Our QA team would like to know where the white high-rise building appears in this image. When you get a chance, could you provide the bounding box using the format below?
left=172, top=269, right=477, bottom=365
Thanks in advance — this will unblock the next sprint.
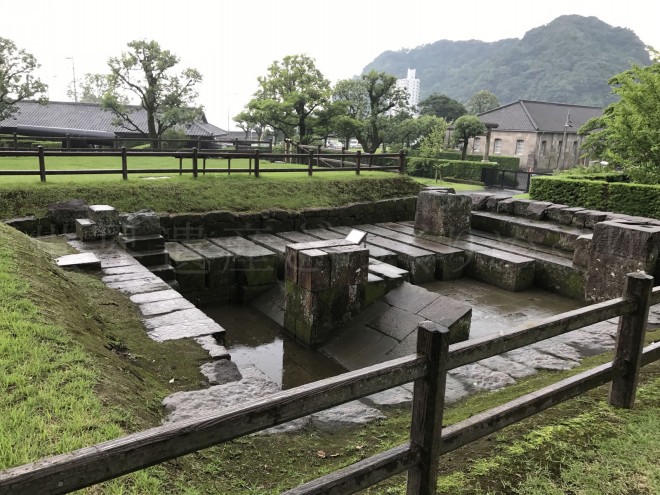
left=396, top=68, right=421, bottom=114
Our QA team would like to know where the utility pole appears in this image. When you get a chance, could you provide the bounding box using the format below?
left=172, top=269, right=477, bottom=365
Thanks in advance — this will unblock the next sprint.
left=66, top=57, right=77, bottom=102
left=556, top=110, right=572, bottom=169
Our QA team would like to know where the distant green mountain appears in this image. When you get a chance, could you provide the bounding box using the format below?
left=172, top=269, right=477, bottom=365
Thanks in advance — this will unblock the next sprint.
left=362, top=15, right=652, bottom=107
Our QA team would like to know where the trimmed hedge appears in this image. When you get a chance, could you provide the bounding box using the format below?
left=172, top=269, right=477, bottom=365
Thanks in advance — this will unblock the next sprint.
left=432, top=151, right=520, bottom=170
left=530, top=176, right=660, bottom=218
left=407, top=158, right=500, bottom=182
left=561, top=172, right=628, bottom=182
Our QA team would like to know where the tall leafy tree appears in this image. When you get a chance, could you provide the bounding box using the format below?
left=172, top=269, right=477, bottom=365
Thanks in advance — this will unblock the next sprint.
left=101, top=40, right=203, bottom=148
left=452, top=115, right=486, bottom=159
left=68, top=73, right=127, bottom=104
left=333, top=70, right=407, bottom=153
left=579, top=55, right=660, bottom=183
left=465, top=90, right=500, bottom=115
left=247, top=54, right=331, bottom=144
left=234, top=109, right=266, bottom=141
left=331, top=78, right=368, bottom=148
left=418, top=94, right=466, bottom=121
left=0, top=37, right=47, bottom=120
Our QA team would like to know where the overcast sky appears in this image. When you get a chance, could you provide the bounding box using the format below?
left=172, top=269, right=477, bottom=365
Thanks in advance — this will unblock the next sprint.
left=3, top=0, right=659, bottom=130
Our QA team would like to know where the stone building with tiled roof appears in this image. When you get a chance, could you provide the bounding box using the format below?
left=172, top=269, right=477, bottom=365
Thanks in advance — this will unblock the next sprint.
left=0, top=100, right=226, bottom=146
left=470, top=100, right=602, bottom=171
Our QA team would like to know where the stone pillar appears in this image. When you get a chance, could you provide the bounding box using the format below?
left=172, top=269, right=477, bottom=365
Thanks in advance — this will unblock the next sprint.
left=284, top=240, right=369, bottom=349
left=585, top=221, right=660, bottom=302
left=482, top=123, right=498, bottom=162
left=414, top=190, right=472, bottom=238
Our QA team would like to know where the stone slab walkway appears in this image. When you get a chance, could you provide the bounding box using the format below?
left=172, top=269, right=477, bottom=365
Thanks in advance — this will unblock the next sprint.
left=65, top=238, right=228, bottom=358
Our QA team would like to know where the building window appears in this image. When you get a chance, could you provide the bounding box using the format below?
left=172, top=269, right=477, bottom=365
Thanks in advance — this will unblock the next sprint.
left=473, top=137, right=481, bottom=152
left=540, top=141, right=547, bottom=156
left=558, top=140, right=563, bottom=155
left=573, top=140, right=579, bottom=157
left=493, top=138, right=502, bottom=154
left=515, top=140, right=524, bottom=155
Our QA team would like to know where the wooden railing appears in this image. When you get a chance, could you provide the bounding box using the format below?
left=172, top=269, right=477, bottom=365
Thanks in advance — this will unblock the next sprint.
left=1, top=273, right=659, bottom=495
left=0, top=146, right=403, bottom=182
left=0, top=133, right=272, bottom=152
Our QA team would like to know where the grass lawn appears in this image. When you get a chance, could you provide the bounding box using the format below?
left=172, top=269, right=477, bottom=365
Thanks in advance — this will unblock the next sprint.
left=408, top=176, right=484, bottom=191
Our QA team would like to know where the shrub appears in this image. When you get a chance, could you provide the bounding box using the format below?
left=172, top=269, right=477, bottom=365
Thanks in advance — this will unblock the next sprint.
left=407, top=157, right=499, bottom=182
left=430, top=151, right=519, bottom=170
left=529, top=176, right=660, bottom=218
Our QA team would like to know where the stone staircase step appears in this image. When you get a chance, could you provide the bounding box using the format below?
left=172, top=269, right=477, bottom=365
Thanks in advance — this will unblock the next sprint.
left=183, top=239, right=235, bottom=290
left=55, top=252, right=101, bottom=270
left=210, top=237, right=277, bottom=298
left=131, top=248, right=170, bottom=267
left=383, top=222, right=535, bottom=292
left=302, top=228, right=399, bottom=265
left=149, top=263, right=176, bottom=282
left=248, top=233, right=291, bottom=279
left=359, top=223, right=466, bottom=281
left=165, top=242, right=206, bottom=292
left=118, top=233, right=165, bottom=252
left=328, top=226, right=436, bottom=284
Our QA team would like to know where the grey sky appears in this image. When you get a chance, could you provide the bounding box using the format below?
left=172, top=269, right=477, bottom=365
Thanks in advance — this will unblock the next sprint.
left=3, top=0, right=658, bottom=130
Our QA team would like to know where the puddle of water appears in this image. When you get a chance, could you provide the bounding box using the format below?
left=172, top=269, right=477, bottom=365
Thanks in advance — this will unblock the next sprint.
left=204, top=305, right=346, bottom=389
left=421, top=278, right=584, bottom=340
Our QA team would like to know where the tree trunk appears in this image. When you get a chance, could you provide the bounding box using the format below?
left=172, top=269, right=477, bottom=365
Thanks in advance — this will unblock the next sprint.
left=461, top=141, right=469, bottom=160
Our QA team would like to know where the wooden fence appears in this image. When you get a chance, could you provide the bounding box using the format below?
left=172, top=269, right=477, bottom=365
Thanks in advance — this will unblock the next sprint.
left=0, top=133, right=273, bottom=152
left=0, top=146, right=404, bottom=182
left=1, top=273, right=659, bottom=495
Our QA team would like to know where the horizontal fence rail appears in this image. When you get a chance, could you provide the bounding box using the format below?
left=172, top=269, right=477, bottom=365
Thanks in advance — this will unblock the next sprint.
left=0, top=146, right=404, bottom=181
left=1, top=280, right=659, bottom=495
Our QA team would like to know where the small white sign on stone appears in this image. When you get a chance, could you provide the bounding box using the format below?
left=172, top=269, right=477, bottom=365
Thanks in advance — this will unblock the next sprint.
left=345, top=229, right=367, bottom=246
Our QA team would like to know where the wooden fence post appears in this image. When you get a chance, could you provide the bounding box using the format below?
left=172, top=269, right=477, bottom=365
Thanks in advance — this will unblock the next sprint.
left=179, top=157, right=183, bottom=176
left=308, top=149, right=314, bottom=176
left=121, top=147, right=127, bottom=180
left=399, top=150, right=406, bottom=175
left=356, top=150, right=361, bottom=175
left=406, top=321, right=450, bottom=495
left=66, top=134, right=71, bottom=151
left=608, top=272, right=654, bottom=409
left=317, top=145, right=321, bottom=169
left=13, top=132, right=18, bottom=150
left=254, top=149, right=260, bottom=178
left=341, top=146, right=346, bottom=168
left=192, top=148, right=198, bottom=179
left=38, top=146, right=46, bottom=182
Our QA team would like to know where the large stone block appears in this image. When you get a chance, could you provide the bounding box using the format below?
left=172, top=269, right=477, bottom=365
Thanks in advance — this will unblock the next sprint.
left=211, top=236, right=277, bottom=287
left=47, top=198, right=88, bottom=233
left=165, top=242, right=206, bottom=292
left=464, top=249, right=535, bottom=292
left=87, top=205, right=119, bottom=238
left=585, top=221, right=660, bottom=302
left=183, top=239, right=235, bottom=290
left=121, top=209, right=161, bottom=237
left=573, top=234, right=592, bottom=268
left=414, top=190, right=471, bottom=237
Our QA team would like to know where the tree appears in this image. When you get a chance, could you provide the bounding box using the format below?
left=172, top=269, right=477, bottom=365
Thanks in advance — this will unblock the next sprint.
left=234, top=109, right=266, bottom=141
left=465, top=90, right=500, bottom=115
left=419, top=119, right=449, bottom=159
left=68, top=73, right=126, bottom=104
left=101, top=40, right=202, bottom=148
left=331, top=78, right=368, bottom=148
left=452, top=115, right=486, bottom=159
left=579, top=55, right=660, bottom=183
left=0, top=37, right=47, bottom=120
left=247, top=54, right=331, bottom=144
left=418, top=94, right=466, bottom=121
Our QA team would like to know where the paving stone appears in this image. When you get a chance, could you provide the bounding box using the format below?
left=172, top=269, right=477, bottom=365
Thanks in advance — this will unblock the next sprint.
left=505, top=348, right=579, bottom=371
left=106, top=278, right=170, bottom=295
left=129, top=289, right=182, bottom=305
left=442, top=375, right=471, bottom=404
left=557, top=328, right=616, bottom=357
left=200, top=360, right=242, bottom=385
left=448, top=363, right=516, bottom=391
left=365, top=386, right=414, bottom=407
left=649, top=304, right=660, bottom=325
left=143, top=308, right=210, bottom=329
left=479, top=355, right=536, bottom=379
left=196, top=335, right=231, bottom=360
left=417, top=295, right=472, bottom=343
left=162, top=365, right=280, bottom=424
left=104, top=264, right=151, bottom=276
left=102, top=271, right=155, bottom=283
left=365, top=306, right=425, bottom=342
left=139, top=297, right=195, bottom=316
left=530, top=339, right=583, bottom=362
left=311, top=400, right=386, bottom=432
left=384, top=282, right=440, bottom=313
left=148, top=318, right=225, bottom=341
left=55, top=252, right=101, bottom=270
left=100, top=257, right=137, bottom=268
